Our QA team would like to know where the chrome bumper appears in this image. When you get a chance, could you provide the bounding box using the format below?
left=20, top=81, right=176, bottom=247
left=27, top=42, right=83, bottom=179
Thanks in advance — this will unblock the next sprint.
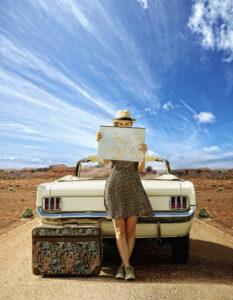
left=36, top=205, right=196, bottom=223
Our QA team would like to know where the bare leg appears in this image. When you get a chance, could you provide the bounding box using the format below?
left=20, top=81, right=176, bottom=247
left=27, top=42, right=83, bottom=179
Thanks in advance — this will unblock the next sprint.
left=119, top=215, right=137, bottom=266
left=126, top=215, right=137, bottom=260
left=112, top=218, right=130, bottom=267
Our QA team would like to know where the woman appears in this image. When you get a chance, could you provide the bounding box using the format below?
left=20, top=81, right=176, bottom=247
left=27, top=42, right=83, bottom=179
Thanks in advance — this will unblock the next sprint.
left=96, top=109, right=153, bottom=280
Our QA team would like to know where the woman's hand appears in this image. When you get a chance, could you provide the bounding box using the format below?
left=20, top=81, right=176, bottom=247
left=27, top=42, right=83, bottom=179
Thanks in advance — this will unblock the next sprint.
left=96, top=131, right=103, bottom=142
left=103, top=159, right=111, bottom=164
left=138, top=143, right=148, bottom=154
left=138, top=144, right=147, bottom=174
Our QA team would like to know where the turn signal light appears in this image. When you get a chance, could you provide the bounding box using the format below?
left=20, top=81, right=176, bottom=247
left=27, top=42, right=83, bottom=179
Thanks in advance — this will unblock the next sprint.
left=43, top=197, right=61, bottom=211
left=170, top=196, right=188, bottom=210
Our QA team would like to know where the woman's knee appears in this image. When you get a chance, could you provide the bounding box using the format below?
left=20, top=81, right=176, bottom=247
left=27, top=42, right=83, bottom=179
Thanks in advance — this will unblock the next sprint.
left=126, top=215, right=137, bottom=238
left=115, top=227, right=127, bottom=239
left=126, top=226, right=136, bottom=239
left=113, top=219, right=126, bottom=239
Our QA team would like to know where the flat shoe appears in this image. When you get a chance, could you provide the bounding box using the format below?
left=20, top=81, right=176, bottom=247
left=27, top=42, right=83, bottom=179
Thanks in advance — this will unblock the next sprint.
left=115, top=265, right=125, bottom=279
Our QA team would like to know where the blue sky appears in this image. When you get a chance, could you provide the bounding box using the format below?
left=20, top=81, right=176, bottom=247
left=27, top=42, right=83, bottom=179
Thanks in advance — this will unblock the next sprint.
left=0, top=0, right=233, bottom=169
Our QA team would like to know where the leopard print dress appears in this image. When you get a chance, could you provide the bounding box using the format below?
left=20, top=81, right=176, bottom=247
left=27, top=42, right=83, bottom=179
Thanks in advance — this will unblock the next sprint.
left=103, top=160, right=154, bottom=218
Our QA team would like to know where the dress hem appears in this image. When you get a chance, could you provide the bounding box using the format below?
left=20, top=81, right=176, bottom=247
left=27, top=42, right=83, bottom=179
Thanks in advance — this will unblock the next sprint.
left=106, top=209, right=154, bottom=219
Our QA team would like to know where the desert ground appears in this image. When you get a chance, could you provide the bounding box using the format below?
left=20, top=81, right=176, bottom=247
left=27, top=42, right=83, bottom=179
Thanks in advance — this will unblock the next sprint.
left=0, top=202, right=232, bottom=299
left=0, top=165, right=232, bottom=299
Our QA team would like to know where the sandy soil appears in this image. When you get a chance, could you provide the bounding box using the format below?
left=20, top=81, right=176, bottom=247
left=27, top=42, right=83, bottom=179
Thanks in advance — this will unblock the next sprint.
left=0, top=216, right=232, bottom=299
left=0, top=166, right=232, bottom=299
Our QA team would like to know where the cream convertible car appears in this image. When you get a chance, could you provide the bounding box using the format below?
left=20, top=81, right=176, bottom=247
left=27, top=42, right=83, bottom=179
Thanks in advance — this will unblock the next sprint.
left=36, top=155, right=196, bottom=263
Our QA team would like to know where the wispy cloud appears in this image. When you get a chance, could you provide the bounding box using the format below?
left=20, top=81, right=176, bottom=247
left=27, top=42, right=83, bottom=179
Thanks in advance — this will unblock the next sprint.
left=0, top=0, right=232, bottom=169
left=194, top=112, right=216, bottom=123
left=21, top=145, right=43, bottom=149
left=202, top=145, right=221, bottom=152
left=145, top=107, right=156, bottom=116
left=172, top=148, right=233, bottom=169
left=0, top=0, right=164, bottom=168
left=34, top=0, right=160, bottom=108
left=162, top=101, right=174, bottom=111
left=180, top=100, right=216, bottom=124
left=0, top=35, right=115, bottom=115
left=0, top=66, right=114, bottom=150
left=180, top=99, right=197, bottom=115
left=188, top=0, right=233, bottom=62
left=137, top=0, right=149, bottom=10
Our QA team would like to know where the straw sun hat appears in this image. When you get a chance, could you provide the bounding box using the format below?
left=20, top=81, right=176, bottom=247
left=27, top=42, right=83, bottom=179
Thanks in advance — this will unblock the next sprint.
left=112, top=110, right=136, bottom=122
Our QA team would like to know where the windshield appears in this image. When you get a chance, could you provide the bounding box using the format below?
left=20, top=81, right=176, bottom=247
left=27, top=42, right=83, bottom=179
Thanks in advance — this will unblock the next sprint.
left=79, top=160, right=168, bottom=179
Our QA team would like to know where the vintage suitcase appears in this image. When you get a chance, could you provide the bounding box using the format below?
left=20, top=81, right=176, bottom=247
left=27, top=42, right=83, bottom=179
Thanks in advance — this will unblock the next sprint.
left=32, top=224, right=103, bottom=276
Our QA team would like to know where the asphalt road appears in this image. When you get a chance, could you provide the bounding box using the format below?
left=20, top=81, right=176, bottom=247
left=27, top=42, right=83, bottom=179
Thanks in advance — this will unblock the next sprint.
left=0, top=217, right=232, bottom=300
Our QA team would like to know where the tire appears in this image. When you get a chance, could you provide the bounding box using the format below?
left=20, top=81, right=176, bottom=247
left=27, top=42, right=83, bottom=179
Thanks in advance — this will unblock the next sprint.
left=171, top=233, right=189, bottom=263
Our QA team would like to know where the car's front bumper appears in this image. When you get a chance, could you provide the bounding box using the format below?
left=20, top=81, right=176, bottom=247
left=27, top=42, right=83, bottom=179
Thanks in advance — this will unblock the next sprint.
left=36, top=205, right=196, bottom=223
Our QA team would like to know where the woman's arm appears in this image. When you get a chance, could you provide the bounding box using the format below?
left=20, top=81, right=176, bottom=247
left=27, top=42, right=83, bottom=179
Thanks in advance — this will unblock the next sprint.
left=137, top=157, right=145, bottom=173
left=137, top=143, right=147, bottom=173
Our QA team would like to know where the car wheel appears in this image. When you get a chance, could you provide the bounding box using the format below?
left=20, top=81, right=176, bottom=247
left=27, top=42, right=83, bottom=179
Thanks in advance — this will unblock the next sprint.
left=171, top=233, right=189, bottom=263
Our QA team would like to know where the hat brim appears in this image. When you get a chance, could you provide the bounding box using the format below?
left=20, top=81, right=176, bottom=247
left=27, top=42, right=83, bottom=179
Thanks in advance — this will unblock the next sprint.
left=112, top=117, right=136, bottom=121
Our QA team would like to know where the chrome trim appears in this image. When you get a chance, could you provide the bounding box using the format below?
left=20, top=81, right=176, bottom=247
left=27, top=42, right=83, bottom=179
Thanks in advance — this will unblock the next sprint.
left=36, top=205, right=196, bottom=223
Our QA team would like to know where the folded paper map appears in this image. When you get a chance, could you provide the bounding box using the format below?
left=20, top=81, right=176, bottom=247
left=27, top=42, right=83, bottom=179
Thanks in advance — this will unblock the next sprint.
left=98, top=125, right=145, bottom=162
